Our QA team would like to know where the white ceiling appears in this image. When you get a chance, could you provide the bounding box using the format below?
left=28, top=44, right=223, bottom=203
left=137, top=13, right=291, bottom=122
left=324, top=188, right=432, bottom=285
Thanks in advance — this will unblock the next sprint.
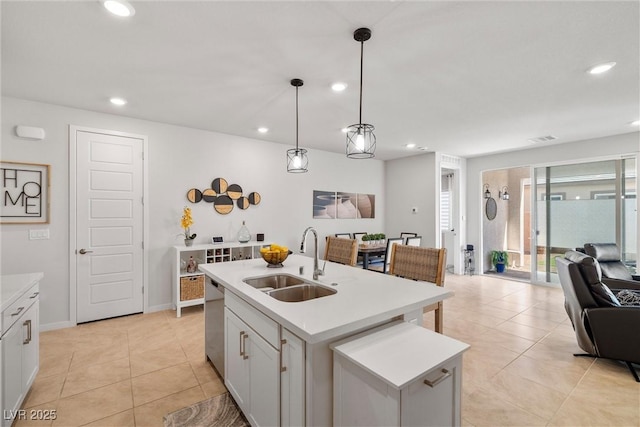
left=2, top=1, right=639, bottom=160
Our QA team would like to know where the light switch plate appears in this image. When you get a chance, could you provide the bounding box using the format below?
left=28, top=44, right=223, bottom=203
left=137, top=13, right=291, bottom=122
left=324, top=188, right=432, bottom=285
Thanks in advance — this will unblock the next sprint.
left=29, top=229, right=50, bottom=240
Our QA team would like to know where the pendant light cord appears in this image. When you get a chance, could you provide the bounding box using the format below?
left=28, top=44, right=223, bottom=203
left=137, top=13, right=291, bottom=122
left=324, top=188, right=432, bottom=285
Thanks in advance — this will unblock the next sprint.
left=358, top=39, right=364, bottom=126
left=295, top=85, right=299, bottom=151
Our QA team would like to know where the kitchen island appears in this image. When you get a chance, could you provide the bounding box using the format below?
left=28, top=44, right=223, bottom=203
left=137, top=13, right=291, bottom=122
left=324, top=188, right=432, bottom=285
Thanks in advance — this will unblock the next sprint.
left=200, top=254, right=453, bottom=426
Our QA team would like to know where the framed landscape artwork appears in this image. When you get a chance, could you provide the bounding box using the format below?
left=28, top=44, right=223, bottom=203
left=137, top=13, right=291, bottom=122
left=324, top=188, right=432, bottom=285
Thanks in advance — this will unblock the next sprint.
left=1, top=161, right=50, bottom=224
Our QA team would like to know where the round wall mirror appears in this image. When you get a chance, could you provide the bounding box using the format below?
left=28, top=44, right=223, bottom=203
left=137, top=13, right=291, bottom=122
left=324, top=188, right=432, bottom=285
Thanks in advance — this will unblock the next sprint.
left=485, top=197, right=497, bottom=220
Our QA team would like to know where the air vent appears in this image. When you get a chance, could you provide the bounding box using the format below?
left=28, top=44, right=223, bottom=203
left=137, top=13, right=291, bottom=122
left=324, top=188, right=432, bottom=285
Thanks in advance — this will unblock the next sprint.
left=441, top=154, right=462, bottom=166
left=528, top=135, right=558, bottom=144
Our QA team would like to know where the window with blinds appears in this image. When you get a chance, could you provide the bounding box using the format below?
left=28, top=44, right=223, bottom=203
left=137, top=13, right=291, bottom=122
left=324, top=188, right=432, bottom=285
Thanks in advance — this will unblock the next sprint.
left=441, top=190, right=450, bottom=231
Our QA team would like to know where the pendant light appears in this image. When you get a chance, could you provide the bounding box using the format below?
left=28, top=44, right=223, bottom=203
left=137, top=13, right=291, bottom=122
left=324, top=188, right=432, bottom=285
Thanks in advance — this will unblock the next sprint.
left=287, top=78, right=309, bottom=173
left=346, top=27, right=376, bottom=159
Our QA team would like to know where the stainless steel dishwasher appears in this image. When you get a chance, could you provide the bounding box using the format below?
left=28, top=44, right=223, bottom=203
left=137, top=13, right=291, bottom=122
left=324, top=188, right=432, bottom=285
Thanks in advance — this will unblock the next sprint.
left=205, top=277, right=224, bottom=378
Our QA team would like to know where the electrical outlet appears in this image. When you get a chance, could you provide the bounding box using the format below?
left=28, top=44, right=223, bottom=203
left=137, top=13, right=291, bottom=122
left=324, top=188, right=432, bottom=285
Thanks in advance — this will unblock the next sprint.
left=29, top=229, right=50, bottom=240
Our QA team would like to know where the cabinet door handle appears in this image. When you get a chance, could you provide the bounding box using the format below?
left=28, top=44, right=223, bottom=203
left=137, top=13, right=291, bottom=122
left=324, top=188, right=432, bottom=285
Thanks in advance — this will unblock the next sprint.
left=29, top=292, right=40, bottom=299
left=239, top=331, right=245, bottom=357
left=280, top=339, right=287, bottom=373
left=242, top=332, right=249, bottom=360
left=78, top=248, right=94, bottom=254
left=11, top=306, right=24, bottom=317
left=423, top=369, right=451, bottom=388
left=23, top=319, right=32, bottom=344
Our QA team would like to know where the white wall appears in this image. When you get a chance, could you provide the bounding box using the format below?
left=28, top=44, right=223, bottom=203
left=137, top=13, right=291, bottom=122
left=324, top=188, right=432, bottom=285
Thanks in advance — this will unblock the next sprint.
left=467, top=132, right=640, bottom=273
left=384, top=153, right=438, bottom=245
left=1, top=97, right=385, bottom=328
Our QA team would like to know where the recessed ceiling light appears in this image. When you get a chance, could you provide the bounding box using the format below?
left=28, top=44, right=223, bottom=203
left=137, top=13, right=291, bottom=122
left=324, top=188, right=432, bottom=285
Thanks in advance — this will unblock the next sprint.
left=257, top=127, right=269, bottom=133
left=102, top=0, right=135, bottom=17
left=587, top=62, right=616, bottom=75
left=405, top=143, right=416, bottom=148
left=341, top=128, right=349, bottom=133
left=331, top=82, right=347, bottom=92
left=631, top=120, right=640, bottom=126
left=110, top=97, right=127, bottom=106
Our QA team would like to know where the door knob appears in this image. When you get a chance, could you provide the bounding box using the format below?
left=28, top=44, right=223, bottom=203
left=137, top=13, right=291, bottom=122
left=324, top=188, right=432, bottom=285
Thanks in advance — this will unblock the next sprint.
left=78, top=248, right=94, bottom=254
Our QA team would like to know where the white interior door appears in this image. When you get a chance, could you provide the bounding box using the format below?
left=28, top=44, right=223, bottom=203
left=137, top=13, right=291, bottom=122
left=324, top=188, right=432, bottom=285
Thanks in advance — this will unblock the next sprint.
left=74, top=129, right=144, bottom=323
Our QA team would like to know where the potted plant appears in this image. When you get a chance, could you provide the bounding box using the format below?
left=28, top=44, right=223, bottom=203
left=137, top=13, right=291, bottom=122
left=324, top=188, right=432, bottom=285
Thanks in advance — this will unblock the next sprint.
left=180, top=206, right=197, bottom=246
left=362, top=234, right=371, bottom=245
left=491, top=250, right=509, bottom=273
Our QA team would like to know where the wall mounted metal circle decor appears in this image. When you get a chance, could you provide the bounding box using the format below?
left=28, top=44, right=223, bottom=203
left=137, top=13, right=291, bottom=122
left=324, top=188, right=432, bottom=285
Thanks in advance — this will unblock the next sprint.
left=185, top=177, right=261, bottom=215
left=227, top=184, right=243, bottom=200
left=202, top=189, right=217, bottom=203
left=212, top=178, right=228, bottom=194
left=186, top=188, right=202, bottom=203
left=214, top=195, right=234, bottom=215
left=248, top=192, right=261, bottom=205
left=237, top=196, right=250, bottom=210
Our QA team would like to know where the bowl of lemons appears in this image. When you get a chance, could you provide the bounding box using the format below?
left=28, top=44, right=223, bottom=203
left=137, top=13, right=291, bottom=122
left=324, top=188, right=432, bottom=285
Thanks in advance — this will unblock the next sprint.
left=259, top=244, right=291, bottom=268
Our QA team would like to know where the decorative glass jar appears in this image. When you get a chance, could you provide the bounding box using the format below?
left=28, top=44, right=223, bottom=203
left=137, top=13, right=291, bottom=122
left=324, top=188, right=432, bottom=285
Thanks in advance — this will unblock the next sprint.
left=237, top=221, right=251, bottom=243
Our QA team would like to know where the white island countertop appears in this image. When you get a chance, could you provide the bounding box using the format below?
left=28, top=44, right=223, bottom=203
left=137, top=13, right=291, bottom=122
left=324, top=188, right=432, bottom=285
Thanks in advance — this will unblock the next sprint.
left=1, top=272, right=44, bottom=313
left=199, top=254, right=452, bottom=344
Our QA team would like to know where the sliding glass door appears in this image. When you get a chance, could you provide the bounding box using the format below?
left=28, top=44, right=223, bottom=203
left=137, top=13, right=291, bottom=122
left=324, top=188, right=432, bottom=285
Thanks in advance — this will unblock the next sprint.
left=532, top=158, right=637, bottom=284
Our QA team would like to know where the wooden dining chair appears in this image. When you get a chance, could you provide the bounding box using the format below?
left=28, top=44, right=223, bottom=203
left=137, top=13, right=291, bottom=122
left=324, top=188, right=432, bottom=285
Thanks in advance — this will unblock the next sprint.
left=400, top=232, right=418, bottom=239
left=389, top=245, right=447, bottom=333
left=352, top=232, right=367, bottom=243
left=406, top=236, right=422, bottom=247
left=324, top=236, right=358, bottom=266
left=369, top=237, right=404, bottom=273
left=334, top=233, right=352, bottom=239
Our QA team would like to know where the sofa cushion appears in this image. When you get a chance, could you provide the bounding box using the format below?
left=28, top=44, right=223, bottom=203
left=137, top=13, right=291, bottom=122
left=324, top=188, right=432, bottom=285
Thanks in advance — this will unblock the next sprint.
left=565, top=251, right=620, bottom=307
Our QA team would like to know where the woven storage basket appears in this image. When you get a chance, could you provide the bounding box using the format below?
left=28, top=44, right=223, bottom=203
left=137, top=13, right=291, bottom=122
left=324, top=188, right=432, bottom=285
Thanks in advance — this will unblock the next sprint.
left=180, top=275, right=205, bottom=301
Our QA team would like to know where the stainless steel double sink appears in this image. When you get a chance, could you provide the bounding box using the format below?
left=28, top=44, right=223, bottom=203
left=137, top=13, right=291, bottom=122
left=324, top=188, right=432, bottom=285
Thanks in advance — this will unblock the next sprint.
left=243, top=274, right=336, bottom=302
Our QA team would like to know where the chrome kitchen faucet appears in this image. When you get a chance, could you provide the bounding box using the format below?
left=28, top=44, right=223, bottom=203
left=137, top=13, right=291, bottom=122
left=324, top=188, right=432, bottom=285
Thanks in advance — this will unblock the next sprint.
left=300, top=226, right=324, bottom=280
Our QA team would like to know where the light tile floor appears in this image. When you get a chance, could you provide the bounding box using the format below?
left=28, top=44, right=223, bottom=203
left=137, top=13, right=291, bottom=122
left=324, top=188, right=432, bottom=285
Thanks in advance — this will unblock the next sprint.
left=17, top=274, right=640, bottom=426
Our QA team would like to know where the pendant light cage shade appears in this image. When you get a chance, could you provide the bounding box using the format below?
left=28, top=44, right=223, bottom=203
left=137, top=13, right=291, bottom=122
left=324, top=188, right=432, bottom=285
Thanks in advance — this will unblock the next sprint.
left=287, top=148, right=309, bottom=173
left=346, top=27, right=376, bottom=159
left=287, top=78, right=308, bottom=173
left=346, top=123, right=376, bottom=159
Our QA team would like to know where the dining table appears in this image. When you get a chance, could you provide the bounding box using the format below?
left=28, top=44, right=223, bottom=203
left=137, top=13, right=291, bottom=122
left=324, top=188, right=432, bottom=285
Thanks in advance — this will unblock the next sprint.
left=358, top=243, right=387, bottom=269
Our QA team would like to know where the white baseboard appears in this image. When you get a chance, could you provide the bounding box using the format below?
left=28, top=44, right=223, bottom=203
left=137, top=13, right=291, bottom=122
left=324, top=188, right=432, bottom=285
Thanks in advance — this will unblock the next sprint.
left=40, top=320, right=75, bottom=332
left=147, top=303, right=173, bottom=313
left=40, top=305, right=174, bottom=331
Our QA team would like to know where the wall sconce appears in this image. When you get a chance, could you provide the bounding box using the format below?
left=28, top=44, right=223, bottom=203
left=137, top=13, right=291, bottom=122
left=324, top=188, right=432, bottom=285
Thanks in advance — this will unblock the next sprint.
left=483, top=184, right=491, bottom=199
left=499, top=186, right=510, bottom=200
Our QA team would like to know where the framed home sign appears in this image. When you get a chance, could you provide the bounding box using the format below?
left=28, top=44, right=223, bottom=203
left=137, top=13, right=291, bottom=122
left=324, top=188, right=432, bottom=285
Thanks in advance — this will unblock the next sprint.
left=1, top=161, right=50, bottom=224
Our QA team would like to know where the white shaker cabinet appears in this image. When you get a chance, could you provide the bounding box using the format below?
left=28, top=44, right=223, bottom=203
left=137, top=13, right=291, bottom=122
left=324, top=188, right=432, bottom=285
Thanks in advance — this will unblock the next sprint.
left=224, top=287, right=282, bottom=427
left=224, top=308, right=251, bottom=409
left=1, top=276, right=41, bottom=427
left=224, top=291, right=306, bottom=427
left=281, top=328, right=305, bottom=427
left=332, top=321, right=469, bottom=427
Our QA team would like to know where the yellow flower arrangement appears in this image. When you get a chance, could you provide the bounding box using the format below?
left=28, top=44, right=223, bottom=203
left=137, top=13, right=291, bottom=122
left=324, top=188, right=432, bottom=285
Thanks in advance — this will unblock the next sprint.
left=180, top=207, right=196, bottom=239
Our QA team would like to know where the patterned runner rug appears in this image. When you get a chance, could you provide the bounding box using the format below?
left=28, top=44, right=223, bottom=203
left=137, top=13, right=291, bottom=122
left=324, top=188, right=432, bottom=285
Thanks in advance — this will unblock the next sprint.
left=164, top=393, right=249, bottom=427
